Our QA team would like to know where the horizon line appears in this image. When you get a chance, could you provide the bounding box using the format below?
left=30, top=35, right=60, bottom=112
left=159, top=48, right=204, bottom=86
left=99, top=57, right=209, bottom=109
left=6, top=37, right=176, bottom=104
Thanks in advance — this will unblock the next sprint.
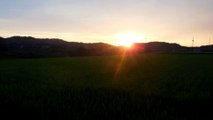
left=0, top=35, right=210, bottom=47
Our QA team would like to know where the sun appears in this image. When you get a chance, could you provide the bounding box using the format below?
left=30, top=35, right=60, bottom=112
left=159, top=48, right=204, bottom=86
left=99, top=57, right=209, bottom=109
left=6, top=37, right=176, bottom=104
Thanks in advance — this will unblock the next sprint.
left=115, top=34, right=143, bottom=47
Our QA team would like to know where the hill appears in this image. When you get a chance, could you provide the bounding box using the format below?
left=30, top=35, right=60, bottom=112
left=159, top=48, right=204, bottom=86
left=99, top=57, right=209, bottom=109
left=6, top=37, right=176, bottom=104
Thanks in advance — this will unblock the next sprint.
left=0, top=36, right=121, bottom=57
left=1, top=36, right=213, bottom=57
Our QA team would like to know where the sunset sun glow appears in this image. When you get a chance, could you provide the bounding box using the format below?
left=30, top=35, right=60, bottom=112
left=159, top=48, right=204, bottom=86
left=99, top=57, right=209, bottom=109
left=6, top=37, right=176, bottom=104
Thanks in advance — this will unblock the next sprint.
left=115, top=34, right=144, bottom=47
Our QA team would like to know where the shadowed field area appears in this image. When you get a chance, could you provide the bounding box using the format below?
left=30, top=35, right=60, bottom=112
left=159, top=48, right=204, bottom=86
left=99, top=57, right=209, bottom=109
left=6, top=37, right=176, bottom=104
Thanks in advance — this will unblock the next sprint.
left=0, top=54, right=213, bottom=119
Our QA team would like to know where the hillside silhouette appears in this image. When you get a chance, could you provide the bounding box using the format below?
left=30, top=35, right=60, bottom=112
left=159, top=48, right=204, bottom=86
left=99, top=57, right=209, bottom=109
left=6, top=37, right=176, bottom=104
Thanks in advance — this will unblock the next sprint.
left=0, top=36, right=121, bottom=57
left=0, top=36, right=213, bottom=58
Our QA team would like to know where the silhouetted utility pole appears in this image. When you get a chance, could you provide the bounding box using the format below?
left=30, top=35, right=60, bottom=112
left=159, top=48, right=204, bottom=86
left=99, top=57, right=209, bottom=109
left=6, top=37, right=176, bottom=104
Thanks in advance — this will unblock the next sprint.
left=192, top=37, right=194, bottom=47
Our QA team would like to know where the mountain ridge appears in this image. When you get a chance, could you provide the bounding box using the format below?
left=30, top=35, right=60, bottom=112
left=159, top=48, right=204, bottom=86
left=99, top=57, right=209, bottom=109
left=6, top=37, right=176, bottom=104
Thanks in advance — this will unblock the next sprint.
left=0, top=36, right=213, bottom=58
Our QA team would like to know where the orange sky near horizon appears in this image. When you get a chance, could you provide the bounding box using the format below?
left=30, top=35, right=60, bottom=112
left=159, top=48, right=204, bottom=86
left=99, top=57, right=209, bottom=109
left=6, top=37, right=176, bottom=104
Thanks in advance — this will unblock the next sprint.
left=1, top=0, right=213, bottom=47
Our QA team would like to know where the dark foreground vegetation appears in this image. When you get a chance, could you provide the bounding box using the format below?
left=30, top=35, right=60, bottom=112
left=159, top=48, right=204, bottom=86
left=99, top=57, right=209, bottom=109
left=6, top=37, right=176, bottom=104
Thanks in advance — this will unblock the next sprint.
left=0, top=54, right=213, bottom=120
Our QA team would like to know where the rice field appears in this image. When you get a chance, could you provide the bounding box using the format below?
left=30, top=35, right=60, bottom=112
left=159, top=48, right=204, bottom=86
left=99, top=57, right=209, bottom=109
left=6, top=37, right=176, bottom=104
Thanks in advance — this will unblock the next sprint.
left=0, top=54, right=213, bottom=120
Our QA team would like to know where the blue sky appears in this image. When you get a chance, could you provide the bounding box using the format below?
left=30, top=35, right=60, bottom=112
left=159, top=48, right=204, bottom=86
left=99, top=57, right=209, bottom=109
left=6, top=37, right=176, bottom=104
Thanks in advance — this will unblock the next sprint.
left=1, top=0, right=213, bottom=46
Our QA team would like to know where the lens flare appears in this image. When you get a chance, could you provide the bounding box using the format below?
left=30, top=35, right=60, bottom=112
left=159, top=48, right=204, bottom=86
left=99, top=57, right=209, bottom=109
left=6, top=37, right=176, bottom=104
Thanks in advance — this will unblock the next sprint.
left=115, top=34, right=144, bottom=47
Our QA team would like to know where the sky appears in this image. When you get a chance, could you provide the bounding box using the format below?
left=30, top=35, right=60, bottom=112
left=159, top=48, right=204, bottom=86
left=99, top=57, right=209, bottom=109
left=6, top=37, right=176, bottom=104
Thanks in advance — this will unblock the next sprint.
left=0, top=0, right=213, bottom=46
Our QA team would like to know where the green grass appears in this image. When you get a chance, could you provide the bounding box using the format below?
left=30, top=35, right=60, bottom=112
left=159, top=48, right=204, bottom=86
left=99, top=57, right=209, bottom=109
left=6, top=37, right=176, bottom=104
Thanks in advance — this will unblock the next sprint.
left=0, top=54, right=213, bottom=119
